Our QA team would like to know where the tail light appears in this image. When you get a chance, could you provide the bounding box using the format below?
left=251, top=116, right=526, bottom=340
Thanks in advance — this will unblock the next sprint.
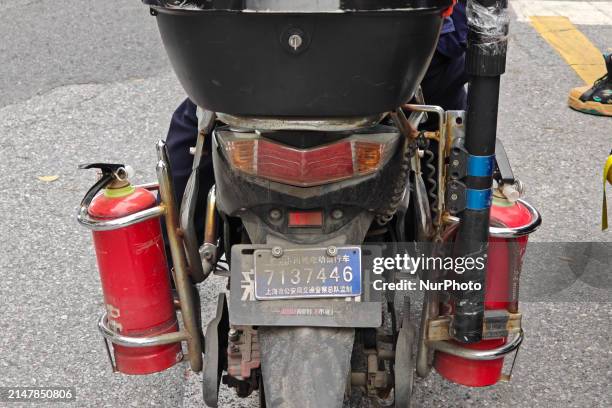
left=218, top=131, right=399, bottom=187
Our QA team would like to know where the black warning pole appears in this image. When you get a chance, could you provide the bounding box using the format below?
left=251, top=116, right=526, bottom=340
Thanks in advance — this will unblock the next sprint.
left=452, top=0, right=510, bottom=343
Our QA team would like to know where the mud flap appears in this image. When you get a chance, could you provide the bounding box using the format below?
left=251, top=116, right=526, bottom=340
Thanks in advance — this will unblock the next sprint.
left=259, top=327, right=354, bottom=408
left=202, top=293, right=229, bottom=408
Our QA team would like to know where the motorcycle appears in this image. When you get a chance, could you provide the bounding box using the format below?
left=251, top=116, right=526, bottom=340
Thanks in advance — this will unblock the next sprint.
left=77, top=1, right=542, bottom=407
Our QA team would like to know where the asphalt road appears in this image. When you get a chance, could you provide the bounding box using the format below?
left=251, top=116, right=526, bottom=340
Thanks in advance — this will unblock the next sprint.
left=0, top=1, right=610, bottom=407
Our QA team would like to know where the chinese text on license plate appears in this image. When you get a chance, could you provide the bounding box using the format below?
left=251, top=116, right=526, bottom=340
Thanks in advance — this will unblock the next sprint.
left=254, top=247, right=362, bottom=300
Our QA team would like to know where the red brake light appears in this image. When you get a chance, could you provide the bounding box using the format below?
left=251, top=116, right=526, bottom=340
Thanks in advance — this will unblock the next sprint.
left=219, top=131, right=399, bottom=186
left=258, top=139, right=354, bottom=185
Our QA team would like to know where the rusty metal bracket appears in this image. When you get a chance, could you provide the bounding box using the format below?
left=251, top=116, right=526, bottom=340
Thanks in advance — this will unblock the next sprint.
left=156, top=141, right=203, bottom=372
left=404, top=104, right=448, bottom=234
left=499, top=345, right=521, bottom=382
left=227, top=326, right=261, bottom=380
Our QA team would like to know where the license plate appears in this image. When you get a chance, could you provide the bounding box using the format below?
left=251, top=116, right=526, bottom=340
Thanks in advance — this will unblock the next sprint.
left=254, top=247, right=362, bottom=300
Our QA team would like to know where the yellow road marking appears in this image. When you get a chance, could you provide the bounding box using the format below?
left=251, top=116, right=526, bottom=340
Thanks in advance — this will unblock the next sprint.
left=530, top=16, right=606, bottom=84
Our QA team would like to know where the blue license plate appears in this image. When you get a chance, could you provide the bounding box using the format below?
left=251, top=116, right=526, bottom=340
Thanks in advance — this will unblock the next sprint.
left=254, top=247, right=362, bottom=300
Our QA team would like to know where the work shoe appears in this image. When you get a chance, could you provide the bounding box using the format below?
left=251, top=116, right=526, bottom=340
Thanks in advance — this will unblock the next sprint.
left=568, top=53, right=612, bottom=117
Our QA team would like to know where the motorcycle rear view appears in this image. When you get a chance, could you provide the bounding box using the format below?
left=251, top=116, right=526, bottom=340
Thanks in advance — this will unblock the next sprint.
left=77, top=1, right=541, bottom=407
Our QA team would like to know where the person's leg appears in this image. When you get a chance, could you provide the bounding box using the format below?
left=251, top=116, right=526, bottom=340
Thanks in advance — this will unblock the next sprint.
left=165, top=98, right=215, bottom=246
left=165, top=98, right=199, bottom=205
left=421, top=52, right=468, bottom=111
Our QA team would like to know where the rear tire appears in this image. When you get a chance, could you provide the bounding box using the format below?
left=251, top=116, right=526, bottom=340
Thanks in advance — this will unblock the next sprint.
left=394, top=307, right=416, bottom=407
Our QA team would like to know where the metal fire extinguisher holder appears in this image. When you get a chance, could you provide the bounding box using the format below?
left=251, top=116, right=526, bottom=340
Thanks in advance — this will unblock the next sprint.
left=415, top=203, right=541, bottom=378
left=77, top=141, right=203, bottom=373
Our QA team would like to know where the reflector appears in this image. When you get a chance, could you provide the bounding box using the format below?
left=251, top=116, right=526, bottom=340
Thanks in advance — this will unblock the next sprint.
left=288, top=211, right=324, bottom=227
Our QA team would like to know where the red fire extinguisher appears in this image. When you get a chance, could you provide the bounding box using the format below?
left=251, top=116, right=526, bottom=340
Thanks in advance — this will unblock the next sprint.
left=85, top=164, right=182, bottom=375
left=435, top=189, right=536, bottom=387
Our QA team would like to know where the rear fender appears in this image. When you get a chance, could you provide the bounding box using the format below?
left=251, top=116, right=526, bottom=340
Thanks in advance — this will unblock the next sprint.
left=259, top=327, right=354, bottom=408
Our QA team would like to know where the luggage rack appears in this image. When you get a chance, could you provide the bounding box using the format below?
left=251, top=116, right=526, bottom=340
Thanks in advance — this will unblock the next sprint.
left=77, top=141, right=203, bottom=373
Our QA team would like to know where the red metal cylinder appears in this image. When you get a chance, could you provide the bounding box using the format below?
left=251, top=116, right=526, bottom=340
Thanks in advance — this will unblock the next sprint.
left=89, top=184, right=182, bottom=375
left=434, top=196, right=533, bottom=387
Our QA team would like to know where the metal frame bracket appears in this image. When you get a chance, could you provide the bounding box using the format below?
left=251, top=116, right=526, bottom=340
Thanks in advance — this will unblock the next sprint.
left=446, top=180, right=467, bottom=215
left=427, top=311, right=521, bottom=342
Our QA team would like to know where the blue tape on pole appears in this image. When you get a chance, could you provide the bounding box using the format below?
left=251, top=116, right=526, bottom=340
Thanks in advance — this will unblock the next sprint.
left=467, top=154, right=495, bottom=177
left=466, top=189, right=493, bottom=210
